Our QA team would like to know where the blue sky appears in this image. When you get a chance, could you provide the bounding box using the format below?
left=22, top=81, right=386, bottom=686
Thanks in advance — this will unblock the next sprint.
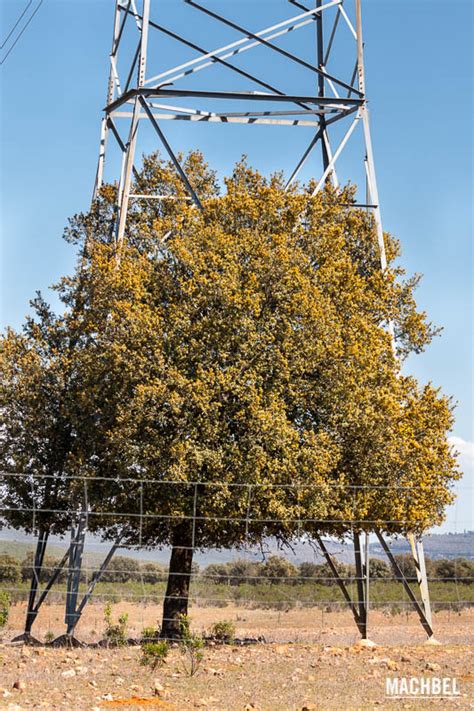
left=0, top=0, right=472, bottom=531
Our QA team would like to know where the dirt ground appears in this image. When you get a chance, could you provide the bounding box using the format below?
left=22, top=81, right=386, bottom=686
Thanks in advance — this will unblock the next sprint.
left=5, top=602, right=474, bottom=647
left=1, top=605, right=473, bottom=710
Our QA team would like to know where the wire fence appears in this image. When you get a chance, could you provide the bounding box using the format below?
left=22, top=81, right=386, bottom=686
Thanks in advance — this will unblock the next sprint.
left=0, top=473, right=472, bottom=645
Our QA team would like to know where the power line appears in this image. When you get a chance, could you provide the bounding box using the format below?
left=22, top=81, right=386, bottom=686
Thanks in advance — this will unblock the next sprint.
left=0, top=0, right=33, bottom=49
left=1, top=0, right=33, bottom=49
left=0, top=0, right=43, bottom=67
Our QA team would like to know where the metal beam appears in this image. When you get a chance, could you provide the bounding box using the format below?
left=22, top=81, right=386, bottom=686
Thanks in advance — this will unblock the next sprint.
left=138, top=96, right=203, bottom=211
left=65, top=515, right=87, bottom=635
left=285, top=104, right=358, bottom=188
left=142, top=2, right=341, bottom=86
left=353, top=531, right=368, bottom=638
left=115, top=0, right=151, bottom=247
left=105, top=88, right=363, bottom=114
left=32, top=546, right=70, bottom=615
left=311, top=114, right=360, bottom=194
left=286, top=129, right=322, bottom=189
left=93, top=0, right=124, bottom=199
left=314, top=533, right=365, bottom=634
left=316, top=0, right=330, bottom=173
left=408, top=533, right=433, bottom=629
left=119, top=5, right=315, bottom=113
left=374, top=529, right=434, bottom=638
left=75, top=534, right=125, bottom=620
left=113, top=111, right=323, bottom=127
left=26, top=529, right=48, bottom=631
left=324, top=6, right=341, bottom=65
left=185, top=0, right=363, bottom=97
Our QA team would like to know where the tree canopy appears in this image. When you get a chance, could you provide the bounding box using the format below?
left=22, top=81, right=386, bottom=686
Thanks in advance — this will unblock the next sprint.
left=0, top=151, right=459, bottom=637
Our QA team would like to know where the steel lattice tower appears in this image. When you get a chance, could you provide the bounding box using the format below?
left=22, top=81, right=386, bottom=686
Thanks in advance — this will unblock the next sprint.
left=90, top=0, right=435, bottom=641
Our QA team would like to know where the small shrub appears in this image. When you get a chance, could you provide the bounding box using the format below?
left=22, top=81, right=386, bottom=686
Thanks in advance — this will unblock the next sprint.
left=140, top=626, right=159, bottom=642
left=0, top=591, right=10, bottom=630
left=140, top=641, right=169, bottom=670
left=103, top=602, right=129, bottom=646
left=210, top=619, right=235, bottom=642
left=44, top=630, right=55, bottom=643
left=178, top=614, right=204, bottom=677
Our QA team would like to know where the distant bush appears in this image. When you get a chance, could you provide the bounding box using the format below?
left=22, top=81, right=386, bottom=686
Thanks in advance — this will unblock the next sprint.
left=261, top=556, right=297, bottom=583
left=21, top=553, right=68, bottom=583
left=101, top=556, right=141, bottom=583
left=227, top=559, right=262, bottom=586
left=393, top=554, right=418, bottom=581
left=298, top=562, right=321, bottom=580
left=298, top=559, right=354, bottom=586
left=434, top=558, right=474, bottom=583
left=369, top=558, right=391, bottom=579
left=202, top=559, right=263, bottom=586
left=0, top=554, right=21, bottom=583
left=140, top=562, right=165, bottom=585
left=203, top=563, right=231, bottom=584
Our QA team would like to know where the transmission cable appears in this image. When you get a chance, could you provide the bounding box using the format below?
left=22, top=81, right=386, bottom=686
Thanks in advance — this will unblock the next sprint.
left=1, top=0, right=44, bottom=66
left=1, top=0, right=33, bottom=49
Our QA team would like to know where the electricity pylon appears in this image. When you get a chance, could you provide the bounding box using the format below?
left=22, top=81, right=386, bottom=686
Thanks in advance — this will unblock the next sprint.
left=91, top=0, right=434, bottom=641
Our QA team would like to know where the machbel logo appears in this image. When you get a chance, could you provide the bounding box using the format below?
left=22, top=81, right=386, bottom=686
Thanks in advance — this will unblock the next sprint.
left=386, top=677, right=461, bottom=699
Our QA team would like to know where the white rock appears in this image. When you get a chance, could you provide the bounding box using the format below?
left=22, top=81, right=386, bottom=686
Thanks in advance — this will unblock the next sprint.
left=356, top=638, right=376, bottom=648
left=424, top=637, right=442, bottom=646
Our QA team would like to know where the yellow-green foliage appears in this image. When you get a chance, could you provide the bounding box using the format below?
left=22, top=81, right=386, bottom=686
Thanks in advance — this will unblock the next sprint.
left=0, top=153, right=459, bottom=548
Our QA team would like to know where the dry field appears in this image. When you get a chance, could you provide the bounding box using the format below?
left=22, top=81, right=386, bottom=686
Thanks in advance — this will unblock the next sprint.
left=1, top=604, right=473, bottom=710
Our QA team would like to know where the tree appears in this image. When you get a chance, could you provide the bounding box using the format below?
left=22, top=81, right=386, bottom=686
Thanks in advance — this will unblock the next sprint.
left=1, top=152, right=459, bottom=641
left=298, top=562, right=321, bottom=581
left=203, top=563, right=231, bottom=585
left=62, top=157, right=458, bottom=636
left=0, top=298, right=87, bottom=639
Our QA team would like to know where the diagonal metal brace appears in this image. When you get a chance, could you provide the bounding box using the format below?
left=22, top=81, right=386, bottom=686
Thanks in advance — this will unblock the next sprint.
left=185, top=0, right=363, bottom=97
left=64, top=531, right=126, bottom=638
left=32, top=546, right=70, bottom=616
left=374, top=528, right=434, bottom=638
left=314, top=533, right=365, bottom=635
left=138, top=96, right=203, bottom=211
left=119, top=5, right=314, bottom=112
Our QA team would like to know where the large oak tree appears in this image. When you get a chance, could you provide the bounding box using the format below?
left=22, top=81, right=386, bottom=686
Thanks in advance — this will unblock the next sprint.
left=1, top=153, right=459, bottom=640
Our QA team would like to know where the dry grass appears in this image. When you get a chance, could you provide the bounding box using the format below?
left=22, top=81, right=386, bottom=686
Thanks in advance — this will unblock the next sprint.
left=1, top=604, right=473, bottom=709
left=5, top=601, right=474, bottom=646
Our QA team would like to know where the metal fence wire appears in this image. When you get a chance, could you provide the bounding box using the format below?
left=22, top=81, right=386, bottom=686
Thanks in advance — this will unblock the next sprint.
left=0, top=473, right=472, bottom=645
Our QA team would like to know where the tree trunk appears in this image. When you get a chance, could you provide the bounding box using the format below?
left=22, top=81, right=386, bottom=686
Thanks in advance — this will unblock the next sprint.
left=160, top=522, right=194, bottom=640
